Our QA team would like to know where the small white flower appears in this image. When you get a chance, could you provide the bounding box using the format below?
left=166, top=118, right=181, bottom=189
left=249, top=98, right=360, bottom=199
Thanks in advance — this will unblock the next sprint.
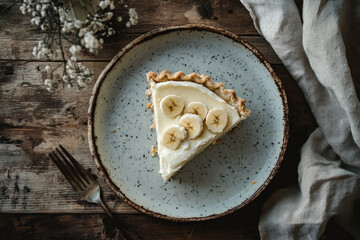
left=62, top=75, right=69, bottom=82
left=117, top=16, right=122, bottom=22
left=74, top=20, right=82, bottom=28
left=126, top=21, right=131, bottom=28
left=110, top=2, right=115, bottom=10
left=44, top=65, right=51, bottom=72
left=20, top=5, right=26, bottom=15
left=130, top=17, right=138, bottom=25
left=99, top=1, right=108, bottom=9
left=78, top=28, right=87, bottom=37
left=83, top=32, right=100, bottom=53
left=108, top=27, right=115, bottom=35
left=69, top=45, right=81, bottom=55
left=44, top=78, right=52, bottom=86
left=32, top=17, right=41, bottom=25
left=106, top=12, right=113, bottom=19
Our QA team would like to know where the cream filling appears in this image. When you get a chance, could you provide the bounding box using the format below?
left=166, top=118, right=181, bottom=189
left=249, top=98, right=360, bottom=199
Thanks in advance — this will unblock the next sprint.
left=151, top=81, right=242, bottom=181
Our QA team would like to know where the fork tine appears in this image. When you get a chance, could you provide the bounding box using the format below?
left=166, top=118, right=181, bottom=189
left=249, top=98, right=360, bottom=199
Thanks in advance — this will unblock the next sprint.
left=55, top=148, right=87, bottom=188
left=59, top=145, right=92, bottom=184
left=50, top=152, right=83, bottom=192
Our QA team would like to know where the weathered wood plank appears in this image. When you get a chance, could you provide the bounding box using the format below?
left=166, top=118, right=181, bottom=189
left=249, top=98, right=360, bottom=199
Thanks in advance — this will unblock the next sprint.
left=0, top=214, right=354, bottom=240
left=0, top=0, right=257, bottom=36
left=0, top=1, right=282, bottom=64
left=0, top=34, right=282, bottom=64
left=0, top=213, right=261, bottom=240
left=0, top=61, right=137, bottom=213
left=0, top=61, right=317, bottom=213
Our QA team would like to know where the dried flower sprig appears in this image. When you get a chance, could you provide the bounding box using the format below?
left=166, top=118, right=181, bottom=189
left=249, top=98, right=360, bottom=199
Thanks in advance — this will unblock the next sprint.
left=20, top=0, right=138, bottom=91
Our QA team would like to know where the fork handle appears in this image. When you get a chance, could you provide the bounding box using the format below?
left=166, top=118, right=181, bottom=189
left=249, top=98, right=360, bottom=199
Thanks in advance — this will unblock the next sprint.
left=98, top=198, right=117, bottom=222
left=97, top=199, right=141, bottom=240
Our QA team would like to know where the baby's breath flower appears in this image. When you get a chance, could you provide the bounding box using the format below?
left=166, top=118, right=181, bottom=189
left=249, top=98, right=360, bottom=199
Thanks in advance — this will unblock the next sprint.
left=69, top=45, right=81, bottom=55
left=44, top=65, right=51, bottom=72
left=128, top=8, right=138, bottom=26
left=21, top=0, right=138, bottom=91
left=62, top=75, right=69, bottom=82
left=32, top=41, right=53, bottom=59
left=99, top=1, right=108, bottom=9
left=74, top=20, right=82, bottom=29
left=110, top=2, right=115, bottom=10
left=108, top=27, right=115, bottom=36
left=44, top=78, right=54, bottom=91
left=20, top=5, right=26, bottom=14
left=106, top=12, right=113, bottom=20
left=83, top=32, right=100, bottom=54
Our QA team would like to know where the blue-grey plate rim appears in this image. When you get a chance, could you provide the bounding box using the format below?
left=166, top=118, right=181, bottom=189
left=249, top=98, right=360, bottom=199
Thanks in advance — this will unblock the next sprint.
left=88, top=24, right=289, bottom=222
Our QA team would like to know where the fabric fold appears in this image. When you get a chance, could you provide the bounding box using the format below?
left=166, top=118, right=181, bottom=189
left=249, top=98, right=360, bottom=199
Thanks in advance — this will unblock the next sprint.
left=239, top=0, right=360, bottom=239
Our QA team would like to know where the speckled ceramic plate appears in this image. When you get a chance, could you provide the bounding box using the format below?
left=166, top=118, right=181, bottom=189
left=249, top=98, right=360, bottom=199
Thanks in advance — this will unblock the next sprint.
left=88, top=25, right=288, bottom=221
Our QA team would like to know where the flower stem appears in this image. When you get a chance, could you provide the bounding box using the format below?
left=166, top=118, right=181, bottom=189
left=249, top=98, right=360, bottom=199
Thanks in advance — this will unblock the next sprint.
left=51, top=63, right=63, bottom=73
left=56, top=14, right=67, bottom=79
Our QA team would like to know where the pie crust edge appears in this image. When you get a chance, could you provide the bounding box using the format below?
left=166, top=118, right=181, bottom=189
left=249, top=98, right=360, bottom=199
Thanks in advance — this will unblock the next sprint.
left=147, top=70, right=251, bottom=118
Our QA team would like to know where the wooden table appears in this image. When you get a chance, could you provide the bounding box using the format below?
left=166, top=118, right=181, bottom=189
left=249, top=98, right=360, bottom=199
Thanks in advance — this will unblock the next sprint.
left=1, top=0, right=358, bottom=239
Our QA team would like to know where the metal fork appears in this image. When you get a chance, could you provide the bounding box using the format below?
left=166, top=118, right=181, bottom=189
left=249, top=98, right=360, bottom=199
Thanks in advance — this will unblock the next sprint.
left=50, top=145, right=140, bottom=240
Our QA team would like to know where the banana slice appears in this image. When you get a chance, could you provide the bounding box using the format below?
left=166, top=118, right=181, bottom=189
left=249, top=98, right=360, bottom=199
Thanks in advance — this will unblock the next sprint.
left=179, top=113, right=204, bottom=139
left=161, top=125, right=187, bottom=150
left=205, top=108, right=228, bottom=133
left=184, top=102, right=208, bottom=120
left=160, top=95, right=185, bottom=118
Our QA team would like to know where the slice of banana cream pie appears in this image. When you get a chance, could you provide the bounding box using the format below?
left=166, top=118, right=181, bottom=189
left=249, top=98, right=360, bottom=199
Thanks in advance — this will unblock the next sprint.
left=146, top=71, right=251, bottom=181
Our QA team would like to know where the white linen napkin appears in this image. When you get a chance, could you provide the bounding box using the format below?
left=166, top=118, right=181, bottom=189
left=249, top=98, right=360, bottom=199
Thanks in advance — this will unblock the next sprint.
left=239, top=0, right=360, bottom=239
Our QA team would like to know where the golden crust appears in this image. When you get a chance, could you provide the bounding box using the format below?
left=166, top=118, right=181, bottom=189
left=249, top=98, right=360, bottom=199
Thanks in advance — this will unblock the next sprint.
left=147, top=71, right=251, bottom=118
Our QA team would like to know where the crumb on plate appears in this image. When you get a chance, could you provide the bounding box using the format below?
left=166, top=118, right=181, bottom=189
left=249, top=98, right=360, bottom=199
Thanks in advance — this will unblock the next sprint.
left=151, top=145, right=157, bottom=156
left=146, top=102, right=153, bottom=111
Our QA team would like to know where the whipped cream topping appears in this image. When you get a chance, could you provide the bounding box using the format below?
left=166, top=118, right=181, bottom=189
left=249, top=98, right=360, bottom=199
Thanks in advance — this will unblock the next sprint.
left=151, top=81, right=242, bottom=181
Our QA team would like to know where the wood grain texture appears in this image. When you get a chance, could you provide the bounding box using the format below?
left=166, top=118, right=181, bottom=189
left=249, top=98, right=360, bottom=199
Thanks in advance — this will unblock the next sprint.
left=0, top=213, right=261, bottom=240
left=0, top=5, right=280, bottom=63
left=0, top=214, right=355, bottom=240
